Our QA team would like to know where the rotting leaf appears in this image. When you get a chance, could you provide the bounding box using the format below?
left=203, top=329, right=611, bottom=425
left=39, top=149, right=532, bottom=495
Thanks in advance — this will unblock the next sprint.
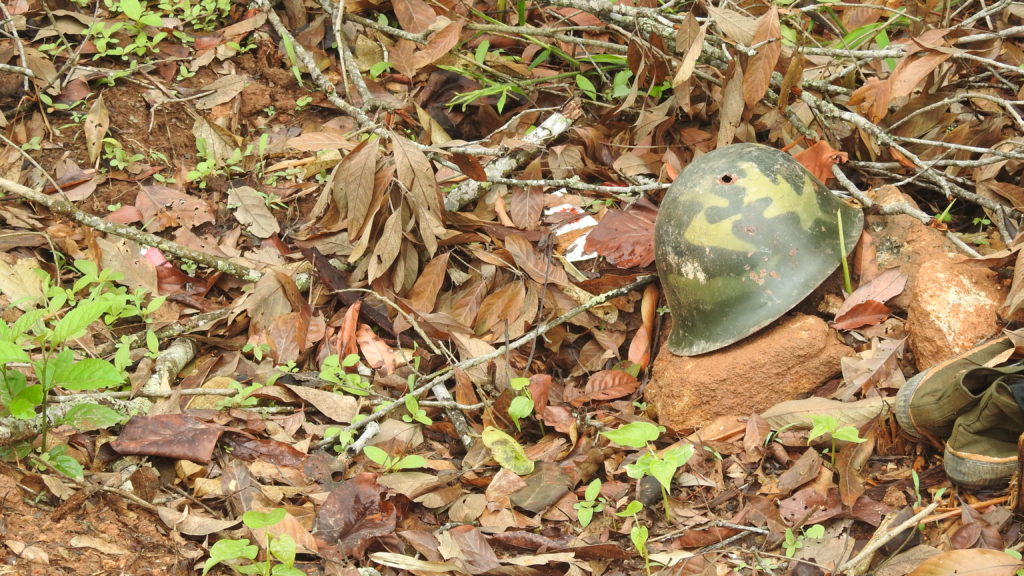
left=833, top=300, right=891, bottom=331
left=135, top=184, right=215, bottom=232
left=109, top=414, right=224, bottom=463
left=227, top=186, right=280, bottom=239
left=316, top=472, right=397, bottom=558
left=583, top=197, right=657, bottom=268
left=504, top=233, right=570, bottom=286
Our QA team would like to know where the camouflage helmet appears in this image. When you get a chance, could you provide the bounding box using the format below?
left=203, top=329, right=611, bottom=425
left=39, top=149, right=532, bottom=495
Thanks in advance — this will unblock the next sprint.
left=655, top=143, right=863, bottom=356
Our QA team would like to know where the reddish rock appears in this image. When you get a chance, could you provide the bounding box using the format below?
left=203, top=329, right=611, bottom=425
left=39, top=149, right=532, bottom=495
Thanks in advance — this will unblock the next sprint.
left=858, top=189, right=1005, bottom=369
left=646, top=314, right=853, bottom=430
left=906, top=258, right=1004, bottom=370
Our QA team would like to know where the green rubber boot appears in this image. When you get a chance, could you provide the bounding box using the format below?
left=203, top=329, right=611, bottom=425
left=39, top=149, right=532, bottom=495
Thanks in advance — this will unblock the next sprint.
left=944, top=375, right=1024, bottom=489
left=896, top=337, right=1019, bottom=441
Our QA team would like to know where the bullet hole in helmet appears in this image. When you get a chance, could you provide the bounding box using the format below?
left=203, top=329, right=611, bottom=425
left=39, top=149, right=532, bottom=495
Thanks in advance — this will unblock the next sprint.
left=718, top=174, right=737, bottom=184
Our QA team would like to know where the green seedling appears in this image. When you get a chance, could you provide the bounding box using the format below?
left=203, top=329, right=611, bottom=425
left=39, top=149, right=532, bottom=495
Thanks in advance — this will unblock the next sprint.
left=507, top=376, right=534, bottom=432
left=806, top=414, right=866, bottom=465
left=602, top=422, right=693, bottom=520
left=615, top=500, right=651, bottom=575
left=936, top=198, right=955, bottom=223
left=573, top=478, right=607, bottom=528
left=362, top=445, right=426, bottom=471
left=319, top=353, right=371, bottom=396
left=402, top=394, right=431, bottom=426
left=203, top=508, right=304, bottom=576
left=783, top=524, right=825, bottom=558
left=0, top=260, right=164, bottom=479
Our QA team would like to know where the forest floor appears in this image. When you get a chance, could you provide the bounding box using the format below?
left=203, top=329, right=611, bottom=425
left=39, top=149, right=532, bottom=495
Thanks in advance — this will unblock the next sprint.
left=0, top=0, right=1023, bottom=575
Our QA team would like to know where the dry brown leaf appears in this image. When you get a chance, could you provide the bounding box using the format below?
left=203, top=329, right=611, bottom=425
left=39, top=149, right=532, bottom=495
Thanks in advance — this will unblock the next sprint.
left=413, top=19, right=465, bottom=72
left=286, top=130, right=355, bottom=152
left=833, top=300, right=891, bottom=330
left=336, top=139, right=378, bottom=242
left=793, top=140, right=848, bottom=184
left=83, top=94, right=109, bottom=165
left=368, top=209, right=404, bottom=283
left=835, top=423, right=874, bottom=507
left=408, top=252, right=449, bottom=314
left=742, top=6, right=780, bottom=110
left=907, top=549, right=1023, bottom=576
left=572, top=370, right=639, bottom=406
left=227, top=186, right=280, bottom=238
left=583, top=197, right=657, bottom=268
left=504, top=233, right=570, bottom=287
left=627, top=283, right=658, bottom=368
left=717, top=61, right=744, bottom=148
left=835, top=267, right=907, bottom=319
left=392, top=0, right=435, bottom=34
left=135, top=185, right=215, bottom=232
left=393, top=134, right=442, bottom=255
left=672, top=12, right=705, bottom=86
left=706, top=5, right=755, bottom=45
left=474, top=281, right=526, bottom=337
left=356, top=323, right=396, bottom=376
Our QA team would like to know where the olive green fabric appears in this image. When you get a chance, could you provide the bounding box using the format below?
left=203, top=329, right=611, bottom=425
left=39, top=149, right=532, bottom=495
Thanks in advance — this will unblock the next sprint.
left=895, top=337, right=1018, bottom=440
left=944, top=375, right=1024, bottom=489
left=654, top=143, right=863, bottom=356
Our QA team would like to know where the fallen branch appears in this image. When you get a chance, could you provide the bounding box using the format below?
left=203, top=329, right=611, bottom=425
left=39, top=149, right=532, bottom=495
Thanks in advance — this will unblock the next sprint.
left=318, top=274, right=657, bottom=446
left=0, top=176, right=264, bottom=282
left=0, top=339, right=197, bottom=446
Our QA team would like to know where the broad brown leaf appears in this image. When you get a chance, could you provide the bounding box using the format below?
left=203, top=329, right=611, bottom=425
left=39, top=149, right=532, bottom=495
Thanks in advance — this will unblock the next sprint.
left=742, top=6, right=780, bottom=110
left=392, top=0, right=434, bottom=33
left=504, top=233, right=570, bottom=286
left=413, top=19, right=465, bottom=72
left=572, top=370, right=639, bottom=406
left=793, top=140, right=848, bottom=184
left=908, top=549, right=1022, bottom=576
left=336, top=139, right=378, bottom=242
left=833, top=300, right=891, bottom=330
left=583, top=197, right=657, bottom=268
left=717, top=61, right=744, bottom=147
left=407, top=252, right=449, bottom=314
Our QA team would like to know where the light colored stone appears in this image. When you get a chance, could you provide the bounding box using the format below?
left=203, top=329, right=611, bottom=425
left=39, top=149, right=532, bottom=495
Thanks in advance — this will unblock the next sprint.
left=646, top=313, right=854, bottom=430
left=906, top=257, right=1004, bottom=370
left=859, top=197, right=1005, bottom=369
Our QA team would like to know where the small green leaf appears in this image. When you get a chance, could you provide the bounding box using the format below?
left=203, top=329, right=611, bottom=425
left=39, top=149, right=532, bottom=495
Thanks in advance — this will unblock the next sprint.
left=0, top=340, right=29, bottom=364
left=64, top=403, right=126, bottom=430
left=616, top=500, right=644, bottom=516
left=577, top=505, right=594, bottom=528
left=51, top=300, right=108, bottom=345
left=832, top=426, right=866, bottom=443
left=269, top=533, right=296, bottom=565
left=119, top=0, right=144, bottom=21
left=204, top=539, right=258, bottom=575
left=242, top=508, right=286, bottom=529
left=481, top=426, right=534, bottom=475
left=363, top=445, right=390, bottom=466
left=394, top=454, right=426, bottom=470
left=53, top=358, right=124, bottom=390
left=601, top=421, right=663, bottom=448
left=804, top=524, right=825, bottom=539
left=575, top=74, right=597, bottom=100
left=584, top=478, right=602, bottom=502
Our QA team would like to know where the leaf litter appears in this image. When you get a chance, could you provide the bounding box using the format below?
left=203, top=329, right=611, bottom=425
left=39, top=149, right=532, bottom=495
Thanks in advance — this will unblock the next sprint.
left=0, top=0, right=1022, bottom=574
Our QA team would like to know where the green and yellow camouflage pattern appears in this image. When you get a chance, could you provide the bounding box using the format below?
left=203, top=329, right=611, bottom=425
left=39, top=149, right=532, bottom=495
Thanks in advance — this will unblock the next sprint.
left=655, top=143, right=863, bottom=356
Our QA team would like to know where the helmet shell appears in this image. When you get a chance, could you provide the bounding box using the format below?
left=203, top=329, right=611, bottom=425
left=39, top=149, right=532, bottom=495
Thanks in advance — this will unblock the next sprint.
left=655, top=143, right=863, bottom=356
